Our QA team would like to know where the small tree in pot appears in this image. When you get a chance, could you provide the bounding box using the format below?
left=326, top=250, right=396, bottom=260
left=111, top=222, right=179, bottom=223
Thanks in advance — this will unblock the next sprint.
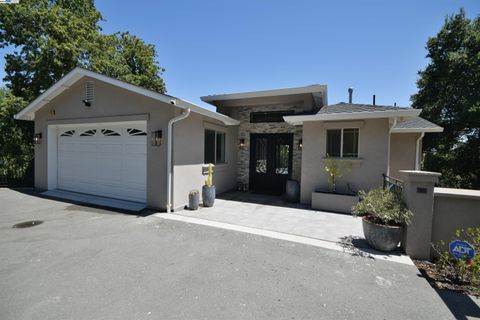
left=202, top=164, right=215, bottom=207
left=352, top=188, right=413, bottom=252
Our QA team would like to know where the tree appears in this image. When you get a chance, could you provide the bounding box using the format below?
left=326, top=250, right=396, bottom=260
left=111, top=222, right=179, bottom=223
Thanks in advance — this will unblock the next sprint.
left=0, top=0, right=166, bottom=176
left=86, top=32, right=166, bottom=93
left=411, top=9, right=480, bottom=189
left=0, top=88, right=32, bottom=177
left=0, top=0, right=166, bottom=100
left=0, top=0, right=103, bottom=101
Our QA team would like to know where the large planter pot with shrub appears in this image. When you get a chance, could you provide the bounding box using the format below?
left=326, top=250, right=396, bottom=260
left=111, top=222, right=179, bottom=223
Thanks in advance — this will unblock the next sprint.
left=352, top=188, right=412, bottom=252
left=362, top=216, right=403, bottom=252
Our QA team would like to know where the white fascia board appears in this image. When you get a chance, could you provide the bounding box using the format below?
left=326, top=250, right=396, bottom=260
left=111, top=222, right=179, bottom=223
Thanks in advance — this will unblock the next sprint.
left=14, top=67, right=239, bottom=126
left=391, top=127, right=444, bottom=133
left=283, top=109, right=422, bottom=125
left=201, top=85, right=327, bottom=103
left=14, top=69, right=85, bottom=120
left=175, top=98, right=240, bottom=125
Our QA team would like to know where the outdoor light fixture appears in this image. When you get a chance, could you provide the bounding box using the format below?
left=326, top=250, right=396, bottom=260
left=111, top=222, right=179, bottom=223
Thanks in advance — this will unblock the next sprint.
left=239, top=138, right=246, bottom=149
left=82, top=99, right=91, bottom=107
left=33, top=133, right=42, bottom=144
left=151, top=130, right=163, bottom=146
left=298, top=139, right=303, bottom=150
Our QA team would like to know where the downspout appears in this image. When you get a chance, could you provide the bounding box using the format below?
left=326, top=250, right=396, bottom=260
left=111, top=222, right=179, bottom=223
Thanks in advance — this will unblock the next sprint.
left=386, top=117, right=397, bottom=177
left=166, top=107, right=191, bottom=213
left=415, top=132, right=425, bottom=170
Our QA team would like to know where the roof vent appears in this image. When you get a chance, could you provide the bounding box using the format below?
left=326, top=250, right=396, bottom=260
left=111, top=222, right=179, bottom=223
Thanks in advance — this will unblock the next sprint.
left=348, top=87, right=353, bottom=104
left=83, top=81, right=94, bottom=107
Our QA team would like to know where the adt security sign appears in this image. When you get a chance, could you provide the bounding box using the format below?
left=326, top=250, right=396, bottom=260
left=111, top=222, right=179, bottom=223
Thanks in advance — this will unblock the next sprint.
left=449, top=240, right=475, bottom=260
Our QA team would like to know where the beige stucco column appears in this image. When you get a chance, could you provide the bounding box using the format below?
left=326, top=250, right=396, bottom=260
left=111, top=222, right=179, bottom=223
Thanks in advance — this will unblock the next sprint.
left=399, top=170, right=441, bottom=260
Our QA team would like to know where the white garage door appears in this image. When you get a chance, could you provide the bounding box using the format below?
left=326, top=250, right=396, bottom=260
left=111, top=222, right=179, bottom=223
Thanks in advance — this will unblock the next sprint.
left=57, top=123, right=147, bottom=203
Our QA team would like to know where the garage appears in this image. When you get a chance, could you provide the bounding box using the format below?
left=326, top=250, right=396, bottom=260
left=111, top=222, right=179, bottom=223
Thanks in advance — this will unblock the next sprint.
left=56, top=122, right=147, bottom=203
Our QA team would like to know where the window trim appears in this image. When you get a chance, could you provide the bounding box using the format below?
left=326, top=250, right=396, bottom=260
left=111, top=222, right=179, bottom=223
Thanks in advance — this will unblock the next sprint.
left=326, top=127, right=360, bottom=158
left=204, top=129, right=227, bottom=165
left=250, top=110, right=294, bottom=123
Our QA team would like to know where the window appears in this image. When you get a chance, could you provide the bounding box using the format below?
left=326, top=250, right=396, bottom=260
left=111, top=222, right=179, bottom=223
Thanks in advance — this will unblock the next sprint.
left=127, top=128, right=147, bottom=136
left=101, top=129, right=121, bottom=136
left=250, top=111, right=294, bottom=123
left=60, top=130, right=75, bottom=137
left=80, top=129, right=96, bottom=137
left=326, top=128, right=359, bottom=158
left=204, top=129, right=226, bottom=164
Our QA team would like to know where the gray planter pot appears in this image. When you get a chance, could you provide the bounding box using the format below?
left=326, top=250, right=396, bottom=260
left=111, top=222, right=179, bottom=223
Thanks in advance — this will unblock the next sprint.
left=362, top=217, right=402, bottom=252
left=202, top=185, right=215, bottom=207
left=285, top=180, right=300, bottom=203
left=188, top=192, right=199, bottom=210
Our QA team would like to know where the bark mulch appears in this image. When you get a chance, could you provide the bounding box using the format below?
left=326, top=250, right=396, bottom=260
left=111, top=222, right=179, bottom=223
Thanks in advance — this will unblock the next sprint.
left=414, top=260, right=479, bottom=298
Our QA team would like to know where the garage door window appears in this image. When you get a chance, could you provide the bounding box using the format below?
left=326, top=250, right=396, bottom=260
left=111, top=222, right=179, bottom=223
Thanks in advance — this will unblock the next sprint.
left=60, top=130, right=75, bottom=137
left=80, top=129, right=96, bottom=137
left=101, top=129, right=120, bottom=136
left=127, top=128, right=147, bottom=136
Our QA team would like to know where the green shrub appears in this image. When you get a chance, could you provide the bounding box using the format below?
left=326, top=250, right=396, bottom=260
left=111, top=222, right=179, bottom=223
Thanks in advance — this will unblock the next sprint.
left=434, top=228, right=480, bottom=287
left=352, top=188, right=413, bottom=226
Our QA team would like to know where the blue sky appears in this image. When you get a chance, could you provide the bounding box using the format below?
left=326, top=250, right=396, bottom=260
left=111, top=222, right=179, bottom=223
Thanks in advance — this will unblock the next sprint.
left=1, top=0, right=479, bottom=110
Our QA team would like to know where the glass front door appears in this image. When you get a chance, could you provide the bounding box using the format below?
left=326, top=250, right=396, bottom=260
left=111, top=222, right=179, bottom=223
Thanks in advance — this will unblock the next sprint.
left=249, top=133, right=293, bottom=194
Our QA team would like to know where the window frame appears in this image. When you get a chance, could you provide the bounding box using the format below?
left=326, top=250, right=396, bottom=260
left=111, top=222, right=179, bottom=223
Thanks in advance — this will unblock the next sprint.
left=204, top=129, right=227, bottom=165
left=326, top=127, right=360, bottom=158
left=250, top=110, right=294, bottom=123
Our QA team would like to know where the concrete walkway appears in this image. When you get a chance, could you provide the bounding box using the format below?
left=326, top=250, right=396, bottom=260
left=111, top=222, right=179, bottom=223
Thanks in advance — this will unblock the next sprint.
left=175, top=192, right=412, bottom=264
left=178, top=192, right=363, bottom=243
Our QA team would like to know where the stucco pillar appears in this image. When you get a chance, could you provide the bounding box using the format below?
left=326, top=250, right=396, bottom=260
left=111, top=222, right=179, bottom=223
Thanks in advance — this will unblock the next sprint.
left=399, top=170, right=441, bottom=260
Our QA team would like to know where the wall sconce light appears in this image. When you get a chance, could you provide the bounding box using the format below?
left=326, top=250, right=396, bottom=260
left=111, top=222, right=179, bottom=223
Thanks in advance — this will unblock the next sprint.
left=298, top=139, right=303, bottom=150
left=82, top=99, right=91, bottom=107
left=151, top=130, right=163, bottom=146
left=33, top=133, right=42, bottom=144
left=239, top=138, right=246, bottom=149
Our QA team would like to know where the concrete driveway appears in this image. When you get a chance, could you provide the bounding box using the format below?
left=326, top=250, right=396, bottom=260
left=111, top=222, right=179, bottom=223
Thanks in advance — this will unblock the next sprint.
left=0, top=188, right=474, bottom=319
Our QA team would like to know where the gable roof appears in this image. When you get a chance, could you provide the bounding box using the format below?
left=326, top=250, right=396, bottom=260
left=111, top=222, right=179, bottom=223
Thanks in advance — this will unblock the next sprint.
left=284, top=102, right=422, bottom=124
left=392, top=117, right=443, bottom=133
left=201, top=84, right=327, bottom=104
left=317, top=102, right=409, bottom=114
left=14, top=67, right=239, bottom=126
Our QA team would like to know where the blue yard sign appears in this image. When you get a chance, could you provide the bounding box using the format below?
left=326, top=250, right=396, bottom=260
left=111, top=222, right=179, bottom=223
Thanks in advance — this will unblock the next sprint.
left=449, top=240, right=475, bottom=260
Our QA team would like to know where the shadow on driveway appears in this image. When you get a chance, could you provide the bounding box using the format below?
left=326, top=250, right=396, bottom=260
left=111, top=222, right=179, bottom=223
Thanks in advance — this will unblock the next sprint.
left=8, top=188, right=155, bottom=218
left=434, top=288, right=480, bottom=319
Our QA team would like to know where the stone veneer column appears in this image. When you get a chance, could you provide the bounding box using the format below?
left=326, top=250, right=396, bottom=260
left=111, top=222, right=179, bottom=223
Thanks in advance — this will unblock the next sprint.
left=399, top=170, right=441, bottom=260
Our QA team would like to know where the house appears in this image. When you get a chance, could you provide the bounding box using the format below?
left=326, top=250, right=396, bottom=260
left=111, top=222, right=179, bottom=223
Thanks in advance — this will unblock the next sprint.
left=14, top=68, right=443, bottom=211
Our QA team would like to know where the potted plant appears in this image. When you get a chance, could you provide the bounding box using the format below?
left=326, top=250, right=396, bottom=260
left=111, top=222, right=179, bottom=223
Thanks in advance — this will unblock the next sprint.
left=311, top=156, right=358, bottom=213
left=202, top=163, right=215, bottom=207
left=188, top=189, right=200, bottom=210
left=352, top=188, right=413, bottom=252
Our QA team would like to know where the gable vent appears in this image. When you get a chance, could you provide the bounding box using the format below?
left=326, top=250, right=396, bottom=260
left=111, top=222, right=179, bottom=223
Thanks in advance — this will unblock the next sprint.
left=84, top=81, right=94, bottom=104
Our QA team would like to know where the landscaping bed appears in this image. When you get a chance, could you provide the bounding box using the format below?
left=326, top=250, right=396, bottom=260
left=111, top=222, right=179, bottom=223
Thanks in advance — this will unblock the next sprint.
left=414, top=259, right=479, bottom=297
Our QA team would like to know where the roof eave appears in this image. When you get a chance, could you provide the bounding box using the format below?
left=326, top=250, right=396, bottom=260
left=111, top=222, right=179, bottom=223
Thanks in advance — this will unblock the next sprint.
left=200, top=85, right=327, bottom=104
left=283, top=109, right=422, bottom=125
left=391, top=127, right=444, bottom=133
left=14, top=67, right=239, bottom=126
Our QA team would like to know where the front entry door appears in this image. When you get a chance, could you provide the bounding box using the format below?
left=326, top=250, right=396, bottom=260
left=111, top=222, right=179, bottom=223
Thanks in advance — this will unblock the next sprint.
left=250, top=133, right=293, bottom=194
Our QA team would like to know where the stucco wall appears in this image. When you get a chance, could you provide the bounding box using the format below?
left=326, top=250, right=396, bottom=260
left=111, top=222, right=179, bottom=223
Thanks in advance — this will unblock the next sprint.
left=172, top=112, right=237, bottom=210
left=432, top=188, right=480, bottom=249
left=389, top=133, right=419, bottom=180
left=218, top=104, right=303, bottom=185
left=300, top=118, right=390, bottom=204
left=34, top=77, right=176, bottom=209
left=33, top=76, right=236, bottom=210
